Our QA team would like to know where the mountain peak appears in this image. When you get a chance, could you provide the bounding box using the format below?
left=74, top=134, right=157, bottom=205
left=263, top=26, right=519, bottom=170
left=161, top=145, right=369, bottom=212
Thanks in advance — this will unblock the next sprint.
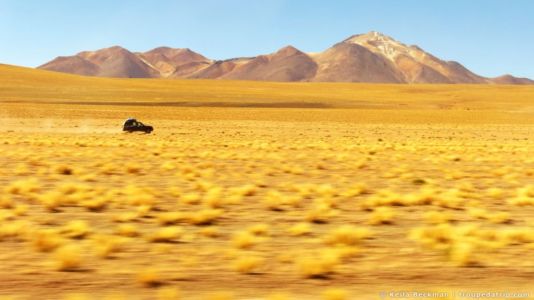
left=77, top=45, right=132, bottom=59
left=491, top=74, right=534, bottom=85
left=344, top=31, right=396, bottom=44
left=342, top=31, right=424, bottom=64
left=275, top=45, right=302, bottom=56
left=100, top=45, right=131, bottom=54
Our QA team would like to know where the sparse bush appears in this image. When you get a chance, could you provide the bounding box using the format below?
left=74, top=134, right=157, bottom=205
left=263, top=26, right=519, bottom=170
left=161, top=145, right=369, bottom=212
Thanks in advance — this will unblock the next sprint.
left=231, top=231, right=259, bottom=249
left=115, top=224, right=140, bottom=237
left=232, top=255, right=264, bottom=274
left=198, top=226, right=221, bottom=238
left=92, top=234, right=124, bottom=258
left=137, top=268, right=163, bottom=287
left=368, top=206, right=395, bottom=225
left=247, top=223, right=270, bottom=236
left=288, top=223, right=312, bottom=236
left=148, top=226, right=183, bottom=243
left=324, top=225, right=372, bottom=246
left=187, top=209, right=223, bottom=225
left=62, top=220, right=90, bottom=239
left=53, top=244, right=83, bottom=271
left=306, top=204, right=337, bottom=224
left=32, top=229, right=64, bottom=252
left=295, top=249, right=341, bottom=278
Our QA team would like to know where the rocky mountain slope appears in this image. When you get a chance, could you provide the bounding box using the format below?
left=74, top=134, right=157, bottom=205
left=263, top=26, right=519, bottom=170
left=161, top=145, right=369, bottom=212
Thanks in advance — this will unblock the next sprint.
left=38, top=32, right=533, bottom=84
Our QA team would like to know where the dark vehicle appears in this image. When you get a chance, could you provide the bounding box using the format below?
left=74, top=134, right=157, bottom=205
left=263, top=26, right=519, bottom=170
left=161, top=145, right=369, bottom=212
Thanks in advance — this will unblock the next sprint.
left=123, top=118, right=153, bottom=133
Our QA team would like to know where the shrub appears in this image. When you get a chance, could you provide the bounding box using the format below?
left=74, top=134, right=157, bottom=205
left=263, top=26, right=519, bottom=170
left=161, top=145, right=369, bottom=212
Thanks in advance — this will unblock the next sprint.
left=231, top=231, right=259, bottom=249
left=368, top=207, right=395, bottom=225
left=295, top=249, right=340, bottom=278
left=32, top=229, right=64, bottom=252
left=305, top=204, right=337, bottom=224
left=423, top=211, right=452, bottom=224
left=115, top=224, right=140, bottom=237
left=53, top=244, right=83, bottom=271
left=323, top=226, right=372, bottom=246
left=232, top=255, right=264, bottom=274
left=92, top=234, right=124, bottom=258
left=148, top=227, right=183, bottom=243
left=187, top=209, right=223, bottom=225
left=247, top=224, right=270, bottom=236
left=288, top=223, right=312, bottom=236
left=136, top=268, right=163, bottom=287
left=62, top=220, right=91, bottom=239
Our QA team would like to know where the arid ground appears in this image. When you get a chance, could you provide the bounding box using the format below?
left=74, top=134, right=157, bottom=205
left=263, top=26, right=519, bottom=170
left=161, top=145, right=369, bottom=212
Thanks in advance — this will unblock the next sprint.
left=1, top=65, right=534, bottom=299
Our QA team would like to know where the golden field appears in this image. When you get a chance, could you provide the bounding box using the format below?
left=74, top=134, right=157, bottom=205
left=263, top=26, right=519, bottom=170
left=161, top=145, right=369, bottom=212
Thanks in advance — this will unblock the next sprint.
left=1, top=64, right=534, bottom=299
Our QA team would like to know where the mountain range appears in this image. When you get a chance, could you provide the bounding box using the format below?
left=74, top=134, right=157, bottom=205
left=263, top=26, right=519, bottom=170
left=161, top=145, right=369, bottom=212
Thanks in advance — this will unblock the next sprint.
left=38, top=31, right=533, bottom=84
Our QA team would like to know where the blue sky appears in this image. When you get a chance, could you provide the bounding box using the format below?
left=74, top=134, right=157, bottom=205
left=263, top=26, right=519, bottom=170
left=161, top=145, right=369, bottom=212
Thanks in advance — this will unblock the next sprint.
left=1, top=0, right=533, bottom=78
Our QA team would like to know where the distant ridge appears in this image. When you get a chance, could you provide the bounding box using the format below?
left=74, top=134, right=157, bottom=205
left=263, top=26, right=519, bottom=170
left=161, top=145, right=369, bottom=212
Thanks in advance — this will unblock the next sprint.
left=37, top=32, right=533, bottom=84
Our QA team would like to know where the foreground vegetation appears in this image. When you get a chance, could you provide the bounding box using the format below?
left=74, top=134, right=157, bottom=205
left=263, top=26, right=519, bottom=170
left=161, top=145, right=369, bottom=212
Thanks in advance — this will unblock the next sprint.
left=1, top=119, right=533, bottom=299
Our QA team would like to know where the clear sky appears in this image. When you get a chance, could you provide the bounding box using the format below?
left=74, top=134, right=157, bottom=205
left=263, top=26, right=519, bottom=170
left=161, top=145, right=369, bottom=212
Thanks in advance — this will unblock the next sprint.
left=1, top=0, right=533, bottom=78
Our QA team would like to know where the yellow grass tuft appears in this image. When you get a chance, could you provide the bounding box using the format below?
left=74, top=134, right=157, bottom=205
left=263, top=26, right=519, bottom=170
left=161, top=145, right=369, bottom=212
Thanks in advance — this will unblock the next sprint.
left=157, top=211, right=188, bottom=225
left=295, top=249, right=341, bottom=278
left=486, top=212, right=511, bottom=224
left=263, top=190, right=287, bottom=211
left=202, top=186, right=225, bottom=208
left=81, top=197, right=108, bottom=212
left=38, top=191, right=64, bottom=212
left=486, top=187, right=504, bottom=199
left=187, top=209, right=223, bottom=225
left=198, top=226, right=221, bottom=238
left=448, top=240, right=477, bottom=267
left=148, top=226, right=183, bottom=243
left=5, top=178, right=41, bottom=195
left=124, top=185, right=156, bottom=207
left=324, top=225, right=372, bottom=246
left=247, top=223, right=270, bottom=236
left=340, top=183, right=368, bottom=198
left=179, top=192, right=201, bottom=205
left=62, top=220, right=91, bottom=239
left=32, top=229, right=65, bottom=252
left=368, top=206, right=396, bottom=225
left=423, top=211, right=452, bottom=224
left=92, top=234, right=124, bottom=258
left=232, top=255, right=264, bottom=274
left=113, top=211, right=139, bottom=223
left=53, top=244, right=83, bottom=271
left=231, top=231, right=260, bottom=249
left=288, top=222, right=312, bottom=236
left=305, top=204, right=337, bottom=224
left=0, top=196, right=13, bottom=209
left=115, top=224, right=140, bottom=237
left=13, top=204, right=29, bottom=216
left=136, top=268, right=163, bottom=287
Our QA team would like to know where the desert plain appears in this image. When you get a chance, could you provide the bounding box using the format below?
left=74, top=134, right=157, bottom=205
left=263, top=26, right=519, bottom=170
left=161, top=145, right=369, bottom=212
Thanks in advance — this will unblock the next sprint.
left=0, top=64, right=534, bottom=299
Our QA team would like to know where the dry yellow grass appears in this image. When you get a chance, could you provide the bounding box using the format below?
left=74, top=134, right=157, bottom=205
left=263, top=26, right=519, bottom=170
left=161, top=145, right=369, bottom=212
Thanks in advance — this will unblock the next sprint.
left=0, top=65, right=533, bottom=299
left=2, top=64, right=534, bottom=124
